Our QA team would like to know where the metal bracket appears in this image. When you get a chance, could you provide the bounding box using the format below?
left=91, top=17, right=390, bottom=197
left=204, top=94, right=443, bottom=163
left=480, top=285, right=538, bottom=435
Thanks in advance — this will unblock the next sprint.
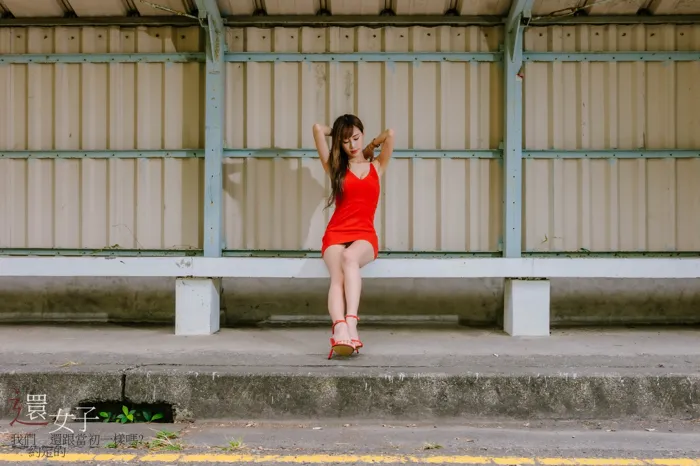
left=195, top=0, right=224, bottom=72
left=505, top=0, right=533, bottom=62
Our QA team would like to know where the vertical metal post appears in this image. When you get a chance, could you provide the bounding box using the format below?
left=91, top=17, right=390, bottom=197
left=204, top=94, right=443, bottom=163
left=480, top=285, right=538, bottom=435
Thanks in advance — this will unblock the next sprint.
left=502, top=0, right=532, bottom=258
left=197, top=0, right=225, bottom=257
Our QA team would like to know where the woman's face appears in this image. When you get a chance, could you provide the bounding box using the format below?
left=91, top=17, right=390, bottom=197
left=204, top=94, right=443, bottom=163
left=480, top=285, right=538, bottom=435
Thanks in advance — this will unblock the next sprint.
left=342, top=126, right=364, bottom=158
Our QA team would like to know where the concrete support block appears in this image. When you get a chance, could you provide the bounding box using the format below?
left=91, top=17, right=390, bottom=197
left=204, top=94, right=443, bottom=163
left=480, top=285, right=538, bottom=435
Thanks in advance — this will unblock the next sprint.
left=175, top=278, right=221, bottom=335
left=504, top=278, right=550, bottom=336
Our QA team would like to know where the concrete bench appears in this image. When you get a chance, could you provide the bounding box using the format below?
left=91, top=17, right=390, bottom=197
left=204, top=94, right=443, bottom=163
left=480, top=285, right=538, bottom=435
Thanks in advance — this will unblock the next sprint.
left=1, top=256, right=699, bottom=337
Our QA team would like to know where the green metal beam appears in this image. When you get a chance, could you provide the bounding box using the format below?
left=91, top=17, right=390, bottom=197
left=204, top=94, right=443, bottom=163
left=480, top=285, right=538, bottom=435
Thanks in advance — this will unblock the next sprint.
left=502, top=0, right=533, bottom=259
left=0, top=150, right=202, bottom=159
left=1, top=248, right=696, bottom=259
left=2, top=51, right=698, bottom=65
left=196, top=0, right=225, bottom=258
left=223, top=149, right=501, bottom=159
left=523, top=150, right=700, bottom=159
left=3, top=149, right=700, bottom=159
left=529, top=15, right=700, bottom=25
left=524, top=51, right=700, bottom=62
left=0, top=53, right=204, bottom=64
left=224, top=52, right=501, bottom=62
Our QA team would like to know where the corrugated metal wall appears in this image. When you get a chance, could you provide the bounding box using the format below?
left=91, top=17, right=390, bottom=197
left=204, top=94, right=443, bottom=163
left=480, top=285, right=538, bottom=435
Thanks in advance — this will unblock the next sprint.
left=523, top=24, right=700, bottom=253
left=1, top=24, right=699, bottom=254
left=223, top=26, right=504, bottom=252
left=0, top=26, right=204, bottom=250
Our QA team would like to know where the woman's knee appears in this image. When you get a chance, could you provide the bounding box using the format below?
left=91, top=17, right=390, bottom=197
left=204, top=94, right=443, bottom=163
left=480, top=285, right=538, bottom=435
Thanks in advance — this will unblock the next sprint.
left=341, top=249, right=359, bottom=271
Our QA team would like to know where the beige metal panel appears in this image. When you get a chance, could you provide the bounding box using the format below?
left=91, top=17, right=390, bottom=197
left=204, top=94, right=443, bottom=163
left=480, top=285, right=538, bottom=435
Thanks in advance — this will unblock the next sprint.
left=585, top=0, right=645, bottom=15
left=3, top=0, right=63, bottom=17
left=459, top=0, right=511, bottom=16
left=394, top=0, right=452, bottom=15
left=217, top=0, right=257, bottom=15
left=69, top=0, right=128, bottom=16
left=523, top=24, right=700, bottom=252
left=0, top=29, right=28, bottom=248
left=330, top=0, right=385, bottom=15
left=223, top=26, right=503, bottom=252
left=265, top=0, right=318, bottom=15
left=531, top=0, right=579, bottom=17
left=651, top=0, right=700, bottom=14
left=134, top=0, right=191, bottom=16
left=0, top=26, right=203, bottom=251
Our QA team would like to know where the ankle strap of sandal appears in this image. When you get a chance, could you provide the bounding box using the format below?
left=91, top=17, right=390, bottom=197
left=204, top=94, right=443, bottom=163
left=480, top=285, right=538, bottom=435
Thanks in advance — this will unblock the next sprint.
left=346, top=315, right=359, bottom=322
left=331, top=319, right=346, bottom=332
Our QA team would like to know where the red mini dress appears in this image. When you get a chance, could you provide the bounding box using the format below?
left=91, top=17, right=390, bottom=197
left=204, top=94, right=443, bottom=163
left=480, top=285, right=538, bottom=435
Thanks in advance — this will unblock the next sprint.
left=321, top=162, right=380, bottom=259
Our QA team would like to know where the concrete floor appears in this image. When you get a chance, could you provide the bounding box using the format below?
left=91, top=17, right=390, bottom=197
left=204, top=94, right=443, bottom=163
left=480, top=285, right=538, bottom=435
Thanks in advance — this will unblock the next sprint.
left=0, top=324, right=698, bottom=366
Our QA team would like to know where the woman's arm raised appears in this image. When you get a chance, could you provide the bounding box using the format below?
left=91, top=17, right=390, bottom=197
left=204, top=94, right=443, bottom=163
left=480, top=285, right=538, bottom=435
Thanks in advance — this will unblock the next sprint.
left=312, top=123, right=332, bottom=173
left=370, top=128, right=395, bottom=175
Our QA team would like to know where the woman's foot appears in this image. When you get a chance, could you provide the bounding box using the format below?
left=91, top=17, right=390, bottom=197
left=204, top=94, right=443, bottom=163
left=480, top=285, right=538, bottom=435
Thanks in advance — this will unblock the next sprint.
left=332, top=320, right=353, bottom=346
left=346, top=315, right=363, bottom=351
left=328, top=320, right=355, bottom=359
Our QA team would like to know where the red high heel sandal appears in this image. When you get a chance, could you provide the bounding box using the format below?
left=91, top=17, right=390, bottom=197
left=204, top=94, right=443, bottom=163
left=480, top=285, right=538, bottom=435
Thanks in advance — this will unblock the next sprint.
left=346, top=315, right=363, bottom=352
left=328, top=319, right=355, bottom=359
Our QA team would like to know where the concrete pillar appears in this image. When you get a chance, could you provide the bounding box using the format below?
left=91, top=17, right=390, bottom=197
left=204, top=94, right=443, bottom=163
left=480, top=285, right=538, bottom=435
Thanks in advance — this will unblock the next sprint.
left=504, top=278, right=550, bottom=336
left=175, top=278, right=221, bottom=335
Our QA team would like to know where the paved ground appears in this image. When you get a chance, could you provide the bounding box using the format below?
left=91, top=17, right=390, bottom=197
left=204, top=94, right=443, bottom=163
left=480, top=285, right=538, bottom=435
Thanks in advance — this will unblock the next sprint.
left=0, top=324, right=698, bottom=420
left=0, top=418, right=699, bottom=464
left=0, top=324, right=697, bottom=464
left=0, top=323, right=698, bottom=365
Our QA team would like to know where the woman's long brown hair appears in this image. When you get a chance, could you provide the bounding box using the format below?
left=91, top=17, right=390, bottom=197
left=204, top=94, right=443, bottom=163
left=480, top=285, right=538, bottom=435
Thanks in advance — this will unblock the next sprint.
left=326, top=114, right=364, bottom=209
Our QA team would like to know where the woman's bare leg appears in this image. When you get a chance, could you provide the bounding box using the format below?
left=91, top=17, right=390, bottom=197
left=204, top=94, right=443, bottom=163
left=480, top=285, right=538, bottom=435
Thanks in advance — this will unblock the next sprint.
left=340, top=240, right=375, bottom=342
left=322, top=244, right=352, bottom=345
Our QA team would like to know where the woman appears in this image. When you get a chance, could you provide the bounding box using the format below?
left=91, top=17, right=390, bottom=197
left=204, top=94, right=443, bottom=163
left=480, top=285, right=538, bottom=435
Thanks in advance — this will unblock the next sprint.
left=312, top=114, right=395, bottom=359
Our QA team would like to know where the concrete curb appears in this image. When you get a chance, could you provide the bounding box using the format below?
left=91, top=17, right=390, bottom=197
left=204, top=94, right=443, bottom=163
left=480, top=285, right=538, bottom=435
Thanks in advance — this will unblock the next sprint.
left=2, top=366, right=699, bottom=422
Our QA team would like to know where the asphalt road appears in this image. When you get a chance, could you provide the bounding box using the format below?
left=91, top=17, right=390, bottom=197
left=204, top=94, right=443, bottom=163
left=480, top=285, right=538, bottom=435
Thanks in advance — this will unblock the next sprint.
left=2, top=418, right=699, bottom=465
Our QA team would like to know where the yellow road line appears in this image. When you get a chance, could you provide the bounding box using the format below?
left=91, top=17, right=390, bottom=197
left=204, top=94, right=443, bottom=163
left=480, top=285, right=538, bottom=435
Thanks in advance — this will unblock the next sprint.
left=0, top=453, right=697, bottom=464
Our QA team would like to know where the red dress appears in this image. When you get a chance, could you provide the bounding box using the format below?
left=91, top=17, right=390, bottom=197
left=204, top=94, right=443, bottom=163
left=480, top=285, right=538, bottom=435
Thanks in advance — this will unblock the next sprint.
left=321, top=162, right=380, bottom=259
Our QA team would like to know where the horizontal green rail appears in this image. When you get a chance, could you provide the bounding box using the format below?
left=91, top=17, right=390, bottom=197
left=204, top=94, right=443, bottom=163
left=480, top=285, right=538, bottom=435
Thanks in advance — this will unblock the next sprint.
left=2, top=150, right=700, bottom=159
left=1, top=51, right=699, bottom=65
left=224, top=149, right=501, bottom=159
left=225, top=52, right=501, bottom=62
left=1, top=249, right=698, bottom=259
left=523, top=51, right=700, bottom=62
left=0, top=53, right=204, bottom=64
left=0, top=249, right=201, bottom=257
left=0, top=150, right=201, bottom=159
left=523, top=150, right=700, bottom=159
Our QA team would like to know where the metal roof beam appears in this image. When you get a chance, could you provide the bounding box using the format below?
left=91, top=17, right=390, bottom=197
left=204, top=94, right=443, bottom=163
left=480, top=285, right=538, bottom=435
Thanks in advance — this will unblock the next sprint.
left=505, top=0, right=533, bottom=36
left=2, top=14, right=700, bottom=28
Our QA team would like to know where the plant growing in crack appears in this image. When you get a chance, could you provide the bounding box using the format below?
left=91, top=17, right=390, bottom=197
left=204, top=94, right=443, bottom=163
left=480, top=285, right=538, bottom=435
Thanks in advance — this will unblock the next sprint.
left=99, top=405, right=164, bottom=423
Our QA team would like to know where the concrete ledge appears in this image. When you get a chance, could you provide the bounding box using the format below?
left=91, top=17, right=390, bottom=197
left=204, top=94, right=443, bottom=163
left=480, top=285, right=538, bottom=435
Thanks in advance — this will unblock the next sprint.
left=1, top=365, right=698, bottom=422
left=0, top=326, right=698, bottom=422
left=2, top=257, right=700, bottom=279
left=125, top=368, right=700, bottom=420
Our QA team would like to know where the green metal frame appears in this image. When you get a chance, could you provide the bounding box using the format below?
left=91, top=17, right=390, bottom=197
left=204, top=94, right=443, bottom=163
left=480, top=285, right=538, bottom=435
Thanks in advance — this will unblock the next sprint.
left=196, top=0, right=225, bottom=258
left=1, top=248, right=697, bottom=259
left=501, top=0, right=532, bottom=258
left=4, top=149, right=699, bottom=160
left=523, top=52, right=700, bottom=62
left=3, top=51, right=700, bottom=65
